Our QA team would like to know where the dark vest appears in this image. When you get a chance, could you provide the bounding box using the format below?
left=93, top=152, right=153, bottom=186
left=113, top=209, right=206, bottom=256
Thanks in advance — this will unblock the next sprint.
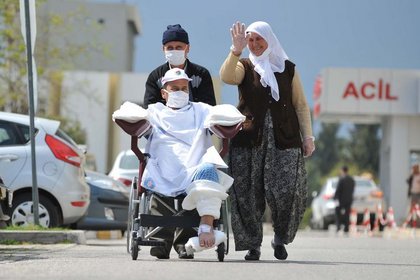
left=231, top=59, right=302, bottom=149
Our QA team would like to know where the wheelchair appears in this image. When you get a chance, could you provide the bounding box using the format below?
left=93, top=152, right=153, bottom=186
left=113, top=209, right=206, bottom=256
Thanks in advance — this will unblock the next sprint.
left=115, top=118, right=241, bottom=261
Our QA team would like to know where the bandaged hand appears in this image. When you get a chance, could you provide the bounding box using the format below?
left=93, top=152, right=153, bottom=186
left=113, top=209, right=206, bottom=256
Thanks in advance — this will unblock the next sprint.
left=198, top=224, right=215, bottom=248
left=303, top=137, right=315, bottom=158
left=230, top=21, right=247, bottom=56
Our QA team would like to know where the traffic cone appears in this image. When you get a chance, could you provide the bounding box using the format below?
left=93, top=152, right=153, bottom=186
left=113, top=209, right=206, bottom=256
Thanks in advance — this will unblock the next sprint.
left=372, top=204, right=383, bottom=235
left=411, top=204, right=419, bottom=235
left=386, top=207, right=397, bottom=229
left=402, top=207, right=412, bottom=229
left=349, top=208, right=358, bottom=235
left=405, top=204, right=418, bottom=238
left=362, top=208, right=371, bottom=235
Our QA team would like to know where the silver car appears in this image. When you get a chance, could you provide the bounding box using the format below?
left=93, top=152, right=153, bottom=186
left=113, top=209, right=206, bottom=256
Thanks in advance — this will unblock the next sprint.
left=0, top=112, right=90, bottom=227
left=310, top=176, right=386, bottom=230
left=108, top=149, right=140, bottom=188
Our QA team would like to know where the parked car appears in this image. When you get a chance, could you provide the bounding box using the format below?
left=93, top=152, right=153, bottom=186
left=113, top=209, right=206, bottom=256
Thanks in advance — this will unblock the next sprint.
left=0, top=112, right=90, bottom=228
left=108, top=149, right=140, bottom=187
left=310, top=176, right=386, bottom=230
left=74, top=170, right=128, bottom=231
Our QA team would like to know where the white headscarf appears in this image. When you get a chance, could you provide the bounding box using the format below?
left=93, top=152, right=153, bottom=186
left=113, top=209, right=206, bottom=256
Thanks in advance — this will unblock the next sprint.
left=246, top=21, right=289, bottom=101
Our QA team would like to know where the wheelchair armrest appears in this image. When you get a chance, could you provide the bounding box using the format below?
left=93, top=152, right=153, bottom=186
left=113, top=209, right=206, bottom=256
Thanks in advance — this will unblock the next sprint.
left=210, top=123, right=242, bottom=139
left=114, top=119, right=151, bottom=138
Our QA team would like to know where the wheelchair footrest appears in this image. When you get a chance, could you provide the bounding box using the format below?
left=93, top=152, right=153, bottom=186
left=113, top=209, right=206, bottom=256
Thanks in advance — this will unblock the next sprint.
left=135, top=239, right=167, bottom=247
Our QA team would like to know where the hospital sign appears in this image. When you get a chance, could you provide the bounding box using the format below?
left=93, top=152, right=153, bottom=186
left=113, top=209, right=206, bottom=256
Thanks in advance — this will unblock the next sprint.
left=314, top=68, right=420, bottom=119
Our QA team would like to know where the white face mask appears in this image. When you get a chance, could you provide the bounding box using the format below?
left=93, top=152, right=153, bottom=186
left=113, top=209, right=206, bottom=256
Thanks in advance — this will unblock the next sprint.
left=165, top=50, right=186, bottom=66
left=166, top=90, right=189, bottom=108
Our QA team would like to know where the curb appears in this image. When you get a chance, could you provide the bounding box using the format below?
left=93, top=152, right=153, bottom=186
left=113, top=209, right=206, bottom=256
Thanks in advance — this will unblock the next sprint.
left=0, top=230, right=86, bottom=245
left=85, top=230, right=123, bottom=240
left=382, top=227, right=420, bottom=239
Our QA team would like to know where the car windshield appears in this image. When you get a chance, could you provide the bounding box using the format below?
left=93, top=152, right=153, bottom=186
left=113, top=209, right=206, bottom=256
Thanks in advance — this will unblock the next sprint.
left=355, top=179, right=374, bottom=188
left=331, top=178, right=374, bottom=190
left=120, top=153, right=139, bottom=170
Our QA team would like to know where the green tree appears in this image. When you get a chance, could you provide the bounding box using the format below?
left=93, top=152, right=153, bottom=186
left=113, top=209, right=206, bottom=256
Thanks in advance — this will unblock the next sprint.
left=0, top=0, right=106, bottom=143
left=312, top=123, right=341, bottom=175
left=0, top=1, right=29, bottom=113
left=348, top=124, right=380, bottom=178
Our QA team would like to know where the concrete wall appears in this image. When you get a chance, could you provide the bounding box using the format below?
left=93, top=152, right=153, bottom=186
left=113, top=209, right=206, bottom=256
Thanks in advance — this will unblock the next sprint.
left=380, top=116, right=420, bottom=223
left=39, top=0, right=141, bottom=72
left=60, top=72, right=112, bottom=173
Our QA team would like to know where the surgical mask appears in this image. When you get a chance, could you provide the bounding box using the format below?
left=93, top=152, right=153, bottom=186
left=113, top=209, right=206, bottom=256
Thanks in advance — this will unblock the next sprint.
left=165, top=50, right=186, bottom=66
left=166, top=90, right=189, bottom=108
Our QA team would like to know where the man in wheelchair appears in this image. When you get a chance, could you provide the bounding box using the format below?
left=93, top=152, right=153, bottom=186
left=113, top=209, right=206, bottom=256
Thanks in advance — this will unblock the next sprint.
left=113, top=68, right=245, bottom=259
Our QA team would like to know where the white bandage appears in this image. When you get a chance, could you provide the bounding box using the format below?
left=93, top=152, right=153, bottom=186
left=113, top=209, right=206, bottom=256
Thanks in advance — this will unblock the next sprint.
left=182, top=180, right=228, bottom=219
left=112, top=101, right=148, bottom=123
left=184, top=230, right=227, bottom=255
left=198, top=224, right=212, bottom=235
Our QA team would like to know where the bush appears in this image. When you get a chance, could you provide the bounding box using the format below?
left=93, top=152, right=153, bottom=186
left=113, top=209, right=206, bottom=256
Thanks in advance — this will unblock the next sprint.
left=299, top=207, right=312, bottom=229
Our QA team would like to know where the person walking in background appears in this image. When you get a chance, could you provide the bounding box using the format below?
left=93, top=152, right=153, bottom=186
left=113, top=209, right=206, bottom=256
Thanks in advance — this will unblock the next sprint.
left=334, top=166, right=355, bottom=233
left=143, top=24, right=216, bottom=108
left=219, top=21, right=315, bottom=261
left=407, top=164, right=420, bottom=208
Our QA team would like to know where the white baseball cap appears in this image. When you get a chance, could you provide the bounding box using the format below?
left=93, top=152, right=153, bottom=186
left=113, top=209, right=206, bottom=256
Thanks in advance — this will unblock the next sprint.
left=161, top=68, right=192, bottom=86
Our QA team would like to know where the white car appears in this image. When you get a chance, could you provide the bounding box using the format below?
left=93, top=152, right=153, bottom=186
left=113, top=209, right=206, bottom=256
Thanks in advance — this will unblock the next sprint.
left=0, top=112, right=90, bottom=227
left=108, top=149, right=140, bottom=188
left=310, top=176, right=386, bottom=230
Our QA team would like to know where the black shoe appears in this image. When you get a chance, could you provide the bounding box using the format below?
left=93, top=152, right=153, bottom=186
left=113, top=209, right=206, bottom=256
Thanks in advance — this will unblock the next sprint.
left=244, top=248, right=261, bottom=261
left=150, top=246, right=170, bottom=259
left=271, top=240, right=288, bottom=260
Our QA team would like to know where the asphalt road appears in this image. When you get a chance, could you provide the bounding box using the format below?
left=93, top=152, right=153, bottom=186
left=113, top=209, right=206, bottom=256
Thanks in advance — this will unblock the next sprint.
left=1, top=229, right=419, bottom=280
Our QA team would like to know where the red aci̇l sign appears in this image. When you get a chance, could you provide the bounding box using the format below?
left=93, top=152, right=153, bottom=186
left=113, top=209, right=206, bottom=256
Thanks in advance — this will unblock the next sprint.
left=343, top=79, right=398, bottom=100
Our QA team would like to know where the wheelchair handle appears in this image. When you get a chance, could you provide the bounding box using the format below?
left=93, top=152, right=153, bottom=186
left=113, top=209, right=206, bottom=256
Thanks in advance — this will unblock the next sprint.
left=210, top=123, right=243, bottom=158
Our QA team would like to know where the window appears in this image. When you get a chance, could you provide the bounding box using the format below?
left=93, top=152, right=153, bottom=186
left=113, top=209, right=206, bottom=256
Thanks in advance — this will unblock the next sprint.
left=0, top=122, right=19, bottom=146
left=16, top=124, right=31, bottom=143
left=0, top=121, right=37, bottom=146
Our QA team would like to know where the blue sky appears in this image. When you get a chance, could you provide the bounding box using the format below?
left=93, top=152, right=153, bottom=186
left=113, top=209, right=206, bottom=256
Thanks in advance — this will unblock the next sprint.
left=98, top=0, right=420, bottom=109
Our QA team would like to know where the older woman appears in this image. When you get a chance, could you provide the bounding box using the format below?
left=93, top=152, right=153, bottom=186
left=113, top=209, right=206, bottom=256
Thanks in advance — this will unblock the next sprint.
left=220, top=21, right=315, bottom=261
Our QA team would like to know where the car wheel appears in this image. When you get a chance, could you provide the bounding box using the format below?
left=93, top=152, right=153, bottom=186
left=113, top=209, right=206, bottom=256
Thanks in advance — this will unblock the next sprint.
left=309, top=213, right=321, bottom=230
left=321, top=218, right=329, bottom=230
left=8, top=193, right=61, bottom=228
left=309, top=214, right=317, bottom=229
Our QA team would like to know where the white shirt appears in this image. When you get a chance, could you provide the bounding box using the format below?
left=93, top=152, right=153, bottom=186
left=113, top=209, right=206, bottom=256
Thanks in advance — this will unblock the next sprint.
left=141, top=102, right=227, bottom=197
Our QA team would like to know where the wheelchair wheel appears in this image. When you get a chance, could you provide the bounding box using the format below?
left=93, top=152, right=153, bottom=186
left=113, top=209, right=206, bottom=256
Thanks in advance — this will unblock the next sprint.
left=131, top=239, right=139, bottom=260
left=216, top=242, right=225, bottom=262
left=220, top=199, right=230, bottom=254
left=127, top=179, right=139, bottom=254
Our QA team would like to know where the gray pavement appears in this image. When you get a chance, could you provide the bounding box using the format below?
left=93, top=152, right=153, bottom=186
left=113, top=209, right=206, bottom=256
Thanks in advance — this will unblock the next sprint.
left=1, top=229, right=420, bottom=280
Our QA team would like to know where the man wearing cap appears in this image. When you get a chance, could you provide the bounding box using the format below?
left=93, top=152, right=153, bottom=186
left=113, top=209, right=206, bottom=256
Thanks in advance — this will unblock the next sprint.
left=143, top=24, right=216, bottom=108
left=134, top=68, right=243, bottom=259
